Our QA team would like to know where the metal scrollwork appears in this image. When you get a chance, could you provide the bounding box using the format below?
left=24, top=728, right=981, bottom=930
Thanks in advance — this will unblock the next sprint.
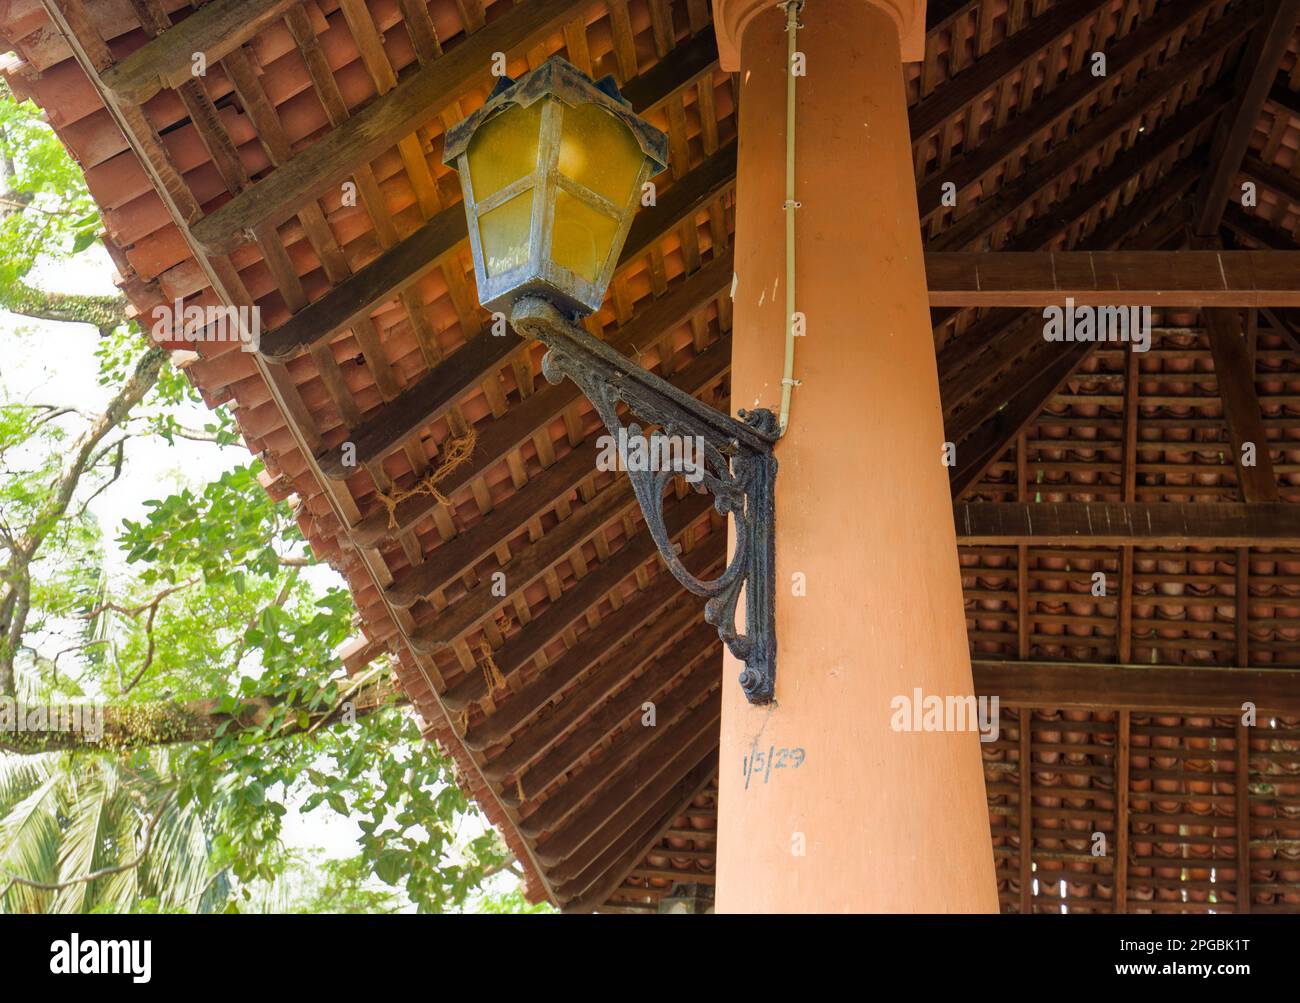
left=512, top=296, right=778, bottom=704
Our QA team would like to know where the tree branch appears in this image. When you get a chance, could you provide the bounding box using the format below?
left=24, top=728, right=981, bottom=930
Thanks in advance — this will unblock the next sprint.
left=0, top=681, right=405, bottom=754
left=0, top=280, right=128, bottom=336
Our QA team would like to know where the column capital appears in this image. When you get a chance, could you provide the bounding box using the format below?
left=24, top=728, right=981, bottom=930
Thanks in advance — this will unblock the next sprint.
left=711, top=0, right=926, bottom=69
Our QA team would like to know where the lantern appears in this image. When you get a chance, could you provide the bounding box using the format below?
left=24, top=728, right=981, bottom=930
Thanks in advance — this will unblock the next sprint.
left=443, top=57, right=669, bottom=317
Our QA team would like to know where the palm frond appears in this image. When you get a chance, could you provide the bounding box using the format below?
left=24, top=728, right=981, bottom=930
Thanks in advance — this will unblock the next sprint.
left=0, top=772, right=61, bottom=913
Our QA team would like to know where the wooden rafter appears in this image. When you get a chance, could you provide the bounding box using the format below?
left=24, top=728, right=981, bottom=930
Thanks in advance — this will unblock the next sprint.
left=101, top=0, right=299, bottom=103
left=190, top=0, right=591, bottom=253
left=1204, top=308, right=1281, bottom=502
left=925, top=250, right=1300, bottom=306
left=954, top=501, right=1300, bottom=545
left=1193, top=0, right=1300, bottom=236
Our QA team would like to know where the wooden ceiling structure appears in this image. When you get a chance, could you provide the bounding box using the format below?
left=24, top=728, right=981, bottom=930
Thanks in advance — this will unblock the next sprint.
left=2, top=0, right=1299, bottom=913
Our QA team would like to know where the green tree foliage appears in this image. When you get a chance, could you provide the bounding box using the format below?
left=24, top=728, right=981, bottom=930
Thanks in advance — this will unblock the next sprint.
left=0, top=73, right=543, bottom=914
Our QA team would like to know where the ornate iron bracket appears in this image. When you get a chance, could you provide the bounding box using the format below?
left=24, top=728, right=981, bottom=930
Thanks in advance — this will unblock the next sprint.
left=510, top=296, right=778, bottom=704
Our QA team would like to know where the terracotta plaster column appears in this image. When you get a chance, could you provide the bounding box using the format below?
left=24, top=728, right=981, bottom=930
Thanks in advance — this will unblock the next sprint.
left=713, top=0, right=998, bottom=912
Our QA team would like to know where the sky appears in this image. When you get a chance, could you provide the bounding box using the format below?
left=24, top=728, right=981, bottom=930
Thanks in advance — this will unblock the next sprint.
left=0, top=244, right=371, bottom=864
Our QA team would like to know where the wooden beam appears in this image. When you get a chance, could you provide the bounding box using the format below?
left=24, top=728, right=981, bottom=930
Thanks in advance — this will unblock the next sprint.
left=407, top=476, right=638, bottom=653
left=1204, top=308, right=1280, bottom=501
left=474, top=591, right=715, bottom=770
left=317, top=230, right=735, bottom=481
left=447, top=506, right=720, bottom=716
left=1018, top=707, right=1032, bottom=913
left=505, top=625, right=719, bottom=805
left=348, top=324, right=730, bottom=552
left=911, top=0, right=1109, bottom=143
left=917, top=0, right=1234, bottom=221
left=190, top=0, right=588, bottom=253
left=948, top=336, right=1092, bottom=497
left=1194, top=0, right=1300, bottom=235
left=931, top=64, right=1231, bottom=251
left=953, top=502, right=1300, bottom=546
left=527, top=695, right=719, bottom=851
left=258, top=208, right=468, bottom=361
left=925, top=250, right=1300, bottom=306
left=559, top=755, right=717, bottom=911
left=514, top=663, right=719, bottom=838
left=101, top=0, right=297, bottom=104
left=972, top=659, right=1300, bottom=715
left=1115, top=710, right=1130, bottom=912
left=1223, top=204, right=1300, bottom=254
left=936, top=162, right=1202, bottom=415
left=543, top=728, right=719, bottom=876
left=1235, top=720, right=1252, bottom=914
left=1241, top=155, right=1300, bottom=214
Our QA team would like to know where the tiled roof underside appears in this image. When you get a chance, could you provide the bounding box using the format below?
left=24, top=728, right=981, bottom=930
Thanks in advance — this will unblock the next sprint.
left=1, top=0, right=1296, bottom=912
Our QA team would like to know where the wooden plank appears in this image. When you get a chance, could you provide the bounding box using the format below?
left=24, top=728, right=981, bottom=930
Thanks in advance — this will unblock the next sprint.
left=191, top=0, right=589, bottom=253
left=1194, top=0, right=1300, bottom=235
left=1236, top=720, right=1251, bottom=914
left=972, top=660, right=1300, bottom=715
left=321, top=247, right=733, bottom=482
left=925, top=250, right=1300, bottom=306
left=317, top=326, right=522, bottom=479
left=911, top=0, right=1108, bottom=141
left=1204, top=308, right=1280, bottom=501
left=532, top=699, right=719, bottom=861
left=255, top=199, right=468, bottom=364
left=408, top=476, right=639, bottom=652
left=559, top=755, right=718, bottom=911
left=929, top=32, right=1231, bottom=250
left=101, top=0, right=297, bottom=103
left=544, top=728, right=719, bottom=876
left=948, top=337, right=1093, bottom=497
left=953, top=502, right=1300, bottom=546
left=508, top=625, right=719, bottom=803
left=1115, top=710, right=1130, bottom=912
left=1018, top=707, right=1032, bottom=913
left=917, top=0, right=1234, bottom=220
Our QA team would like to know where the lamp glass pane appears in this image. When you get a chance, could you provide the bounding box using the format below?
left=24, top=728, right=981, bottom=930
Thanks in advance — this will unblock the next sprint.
left=478, top=190, right=534, bottom=276
left=551, top=190, right=618, bottom=283
left=467, top=100, right=544, bottom=199
left=558, top=103, right=644, bottom=206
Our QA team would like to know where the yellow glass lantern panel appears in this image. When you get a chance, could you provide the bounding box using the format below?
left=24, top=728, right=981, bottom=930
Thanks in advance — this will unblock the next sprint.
left=551, top=190, right=619, bottom=283
left=467, top=100, right=544, bottom=199
left=557, top=103, right=645, bottom=206
left=478, top=190, right=534, bottom=276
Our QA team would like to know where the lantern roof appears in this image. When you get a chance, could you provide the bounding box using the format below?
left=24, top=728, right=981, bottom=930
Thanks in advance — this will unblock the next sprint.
left=442, top=56, right=670, bottom=173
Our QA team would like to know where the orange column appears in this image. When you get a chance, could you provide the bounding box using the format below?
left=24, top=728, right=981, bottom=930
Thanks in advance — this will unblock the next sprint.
left=713, top=0, right=998, bottom=912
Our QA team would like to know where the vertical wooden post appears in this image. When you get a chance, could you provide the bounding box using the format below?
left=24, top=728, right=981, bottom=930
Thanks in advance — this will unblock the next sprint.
left=1235, top=720, right=1251, bottom=914
left=1236, top=549, right=1250, bottom=668
left=1115, top=709, right=1130, bottom=913
left=1019, top=707, right=1033, bottom=913
left=1118, top=342, right=1139, bottom=663
left=1017, top=433, right=1029, bottom=660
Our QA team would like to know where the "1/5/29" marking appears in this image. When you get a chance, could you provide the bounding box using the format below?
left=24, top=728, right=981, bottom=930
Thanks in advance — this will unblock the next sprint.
left=742, top=745, right=805, bottom=789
